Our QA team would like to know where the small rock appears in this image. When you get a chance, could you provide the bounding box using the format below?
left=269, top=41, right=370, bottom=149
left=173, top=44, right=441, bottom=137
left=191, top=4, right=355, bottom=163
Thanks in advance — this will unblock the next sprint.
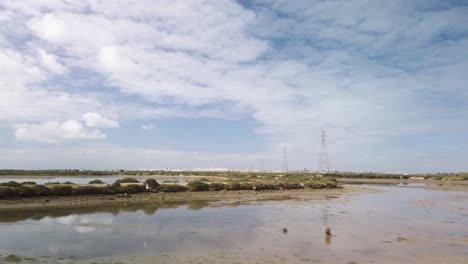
left=397, top=236, right=408, bottom=242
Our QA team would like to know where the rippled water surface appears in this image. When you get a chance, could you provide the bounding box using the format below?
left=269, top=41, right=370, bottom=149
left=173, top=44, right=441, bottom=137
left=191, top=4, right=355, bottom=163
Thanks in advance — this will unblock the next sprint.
left=0, top=185, right=467, bottom=263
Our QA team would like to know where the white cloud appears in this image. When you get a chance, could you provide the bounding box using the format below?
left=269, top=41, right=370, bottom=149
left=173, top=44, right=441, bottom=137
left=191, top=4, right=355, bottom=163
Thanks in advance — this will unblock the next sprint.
left=141, top=124, right=156, bottom=130
left=0, top=47, right=107, bottom=125
left=37, top=48, right=67, bottom=74
left=82, top=112, right=118, bottom=128
left=0, top=144, right=271, bottom=170
left=15, top=120, right=106, bottom=143
left=0, top=0, right=467, bottom=171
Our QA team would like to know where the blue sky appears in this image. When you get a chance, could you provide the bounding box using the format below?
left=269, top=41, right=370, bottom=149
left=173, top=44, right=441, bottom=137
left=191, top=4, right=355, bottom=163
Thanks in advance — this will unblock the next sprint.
left=0, top=0, right=467, bottom=173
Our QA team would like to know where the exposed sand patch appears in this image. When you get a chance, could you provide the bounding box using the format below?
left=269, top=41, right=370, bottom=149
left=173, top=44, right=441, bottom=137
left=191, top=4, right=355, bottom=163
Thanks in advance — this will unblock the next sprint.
left=338, top=178, right=468, bottom=192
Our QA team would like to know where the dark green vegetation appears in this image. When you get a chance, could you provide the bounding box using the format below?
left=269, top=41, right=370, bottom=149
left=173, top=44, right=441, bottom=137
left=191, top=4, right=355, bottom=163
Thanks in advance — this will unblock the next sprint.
left=114, top=178, right=140, bottom=184
left=144, top=178, right=160, bottom=189
left=0, top=181, right=23, bottom=187
left=0, top=176, right=339, bottom=199
left=0, top=184, right=147, bottom=199
left=158, top=184, right=188, bottom=192
left=187, top=180, right=210, bottom=191
left=45, top=181, right=73, bottom=185
left=88, top=179, right=105, bottom=184
left=1, top=169, right=465, bottom=200
left=4, top=254, right=22, bottom=262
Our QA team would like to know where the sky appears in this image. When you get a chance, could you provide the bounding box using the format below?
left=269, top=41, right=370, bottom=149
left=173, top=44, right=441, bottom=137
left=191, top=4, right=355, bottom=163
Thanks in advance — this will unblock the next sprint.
left=0, top=0, right=467, bottom=173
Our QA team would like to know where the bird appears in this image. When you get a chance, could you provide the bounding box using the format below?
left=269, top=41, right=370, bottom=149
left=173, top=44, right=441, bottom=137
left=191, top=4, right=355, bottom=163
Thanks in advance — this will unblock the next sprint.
left=323, top=226, right=331, bottom=236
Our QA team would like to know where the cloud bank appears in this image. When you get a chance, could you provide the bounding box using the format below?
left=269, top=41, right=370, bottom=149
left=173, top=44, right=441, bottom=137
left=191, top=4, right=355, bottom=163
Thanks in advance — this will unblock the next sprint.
left=0, top=0, right=467, bottom=172
left=15, top=120, right=106, bottom=143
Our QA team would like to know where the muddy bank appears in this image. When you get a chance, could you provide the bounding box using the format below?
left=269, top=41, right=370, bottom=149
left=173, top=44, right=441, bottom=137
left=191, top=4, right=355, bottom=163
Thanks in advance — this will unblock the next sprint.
left=0, top=186, right=370, bottom=211
left=421, top=184, right=468, bottom=192
left=338, top=178, right=468, bottom=191
left=4, top=253, right=466, bottom=264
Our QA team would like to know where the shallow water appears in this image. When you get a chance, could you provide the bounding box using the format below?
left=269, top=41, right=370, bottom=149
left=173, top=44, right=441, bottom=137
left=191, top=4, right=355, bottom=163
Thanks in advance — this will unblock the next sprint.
left=0, top=177, right=187, bottom=185
left=0, top=185, right=467, bottom=264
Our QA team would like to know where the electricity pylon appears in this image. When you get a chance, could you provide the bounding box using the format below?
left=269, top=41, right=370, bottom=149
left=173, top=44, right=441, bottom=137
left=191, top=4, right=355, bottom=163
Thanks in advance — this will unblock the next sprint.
left=319, top=129, right=330, bottom=173
left=282, top=146, right=289, bottom=172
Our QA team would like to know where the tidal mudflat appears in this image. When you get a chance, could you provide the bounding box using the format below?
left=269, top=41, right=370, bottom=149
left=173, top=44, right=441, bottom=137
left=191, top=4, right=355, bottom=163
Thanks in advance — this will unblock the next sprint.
left=0, top=185, right=467, bottom=264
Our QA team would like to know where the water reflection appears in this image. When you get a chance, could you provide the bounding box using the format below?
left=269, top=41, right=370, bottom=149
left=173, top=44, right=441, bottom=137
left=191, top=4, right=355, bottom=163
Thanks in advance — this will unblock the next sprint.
left=187, top=200, right=210, bottom=211
left=0, top=186, right=466, bottom=264
left=0, top=202, right=189, bottom=223
left=0, top=201, right=219, bottom=259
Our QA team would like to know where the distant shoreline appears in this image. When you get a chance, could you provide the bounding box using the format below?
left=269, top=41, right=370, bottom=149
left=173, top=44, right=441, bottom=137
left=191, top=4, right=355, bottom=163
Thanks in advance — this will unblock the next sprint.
left=0, top=174, right=229, bottom=180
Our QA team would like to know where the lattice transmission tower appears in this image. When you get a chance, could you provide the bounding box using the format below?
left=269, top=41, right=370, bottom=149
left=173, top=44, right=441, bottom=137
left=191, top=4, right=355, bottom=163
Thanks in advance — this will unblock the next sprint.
left=319, top=129, right=331, bottom=173
left=282, top=146, right=289, bottom=172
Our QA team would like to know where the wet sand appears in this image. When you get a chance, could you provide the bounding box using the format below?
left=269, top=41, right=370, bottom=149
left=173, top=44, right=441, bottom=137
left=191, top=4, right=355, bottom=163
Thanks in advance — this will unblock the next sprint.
left=68, top=253, right=468, bottom=264
left=4, top=254, right=465, bottom=264
left=0, top=187, right=370, bottom=212
left=422, top=184, right=468, bottom=192
left=338, top=178, right=468, bottom=191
